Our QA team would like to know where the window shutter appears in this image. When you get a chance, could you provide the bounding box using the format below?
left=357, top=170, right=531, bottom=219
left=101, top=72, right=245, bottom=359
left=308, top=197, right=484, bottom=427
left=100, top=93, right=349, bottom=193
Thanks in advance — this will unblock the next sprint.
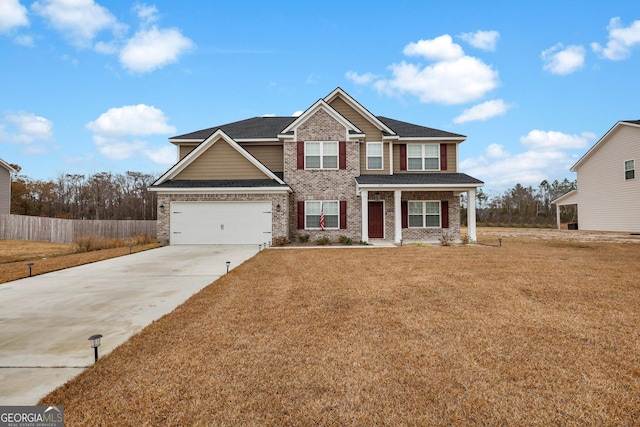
left=339, top=141, right=347, bottom=169
left=401, top=201, right=408, bottom=229
left=399, top=144, right=407, bottom=171
left=297, top=141, right=304, bottom=169
left=297, top=201, right=305, bottom=229
left=340, top=200, right=347, bottom=229
left=441, top=200, right=449, bottom=229
left=440, top=144, right=448, bottom=171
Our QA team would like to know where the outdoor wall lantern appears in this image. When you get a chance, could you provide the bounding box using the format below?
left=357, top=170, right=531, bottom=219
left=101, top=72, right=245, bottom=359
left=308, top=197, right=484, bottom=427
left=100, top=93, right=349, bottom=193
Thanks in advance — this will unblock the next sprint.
left=27, top=263, right=34, bottom=277
left=276, top=203, right=281, bottom=212
left=159, top=204, right=165, bottom=213
left=226, top=261, right=230, bottom=273
left=88, top=334, right=103, bottom=364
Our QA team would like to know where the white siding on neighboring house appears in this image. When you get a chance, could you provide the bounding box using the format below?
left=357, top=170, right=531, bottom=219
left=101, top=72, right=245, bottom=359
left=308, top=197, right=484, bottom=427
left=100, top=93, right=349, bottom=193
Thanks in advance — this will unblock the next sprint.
left=0, top=161, right=14, bottom=214
left=574, top=124, right=640, bottom=232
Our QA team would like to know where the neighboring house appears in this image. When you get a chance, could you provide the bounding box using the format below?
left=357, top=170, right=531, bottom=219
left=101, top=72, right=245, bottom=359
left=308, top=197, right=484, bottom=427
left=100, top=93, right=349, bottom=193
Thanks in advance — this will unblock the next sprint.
left=553, top=120, right=640, bottom=232
left=150, top=88, right=483, bottom=245
left=0, top=158, right=16, bottom=215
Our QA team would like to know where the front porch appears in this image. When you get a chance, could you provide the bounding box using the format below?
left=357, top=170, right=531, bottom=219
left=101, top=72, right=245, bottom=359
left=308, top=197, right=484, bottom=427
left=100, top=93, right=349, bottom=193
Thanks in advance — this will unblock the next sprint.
left=355, top=174, right=483, bottom=244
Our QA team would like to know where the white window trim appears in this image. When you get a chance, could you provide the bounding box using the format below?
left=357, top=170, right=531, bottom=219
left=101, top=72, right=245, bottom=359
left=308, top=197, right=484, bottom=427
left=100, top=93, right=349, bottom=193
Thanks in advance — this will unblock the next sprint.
left=407, top=143, right=440, bottom=171
left=305, top=200, right=339, bottom=230
left=624, top=159, right=635, bottom=180
left=305, top=141, right=339, bottom=170
left=366, top=141, right=384, bottom=170
left=408, top=200, right=441, bottom=228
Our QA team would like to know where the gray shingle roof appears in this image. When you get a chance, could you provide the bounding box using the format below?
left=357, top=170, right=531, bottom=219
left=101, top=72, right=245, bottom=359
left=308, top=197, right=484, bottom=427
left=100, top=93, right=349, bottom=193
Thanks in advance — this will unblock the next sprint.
left=152, top=179, right=288, bottom=189
left=171, top=115, right=465, bottom=140
left=356, top=173, right=483, bottom=186
left=376, top=117, right=466, bottom=138
left=622, top=119, right=640, bottom=125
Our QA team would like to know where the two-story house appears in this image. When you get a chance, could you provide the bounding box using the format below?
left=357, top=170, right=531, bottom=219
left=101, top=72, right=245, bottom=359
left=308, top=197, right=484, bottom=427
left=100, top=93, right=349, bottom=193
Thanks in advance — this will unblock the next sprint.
left=0, top=158, right=16, bottom=215
left=553, top=119, right=639, bottom=232
left=150, top=88, right=483, bottom=245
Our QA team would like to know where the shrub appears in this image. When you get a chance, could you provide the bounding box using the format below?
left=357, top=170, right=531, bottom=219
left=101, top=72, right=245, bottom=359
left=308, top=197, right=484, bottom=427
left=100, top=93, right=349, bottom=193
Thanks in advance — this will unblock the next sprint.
left=74, top=234, right=156, bottom=253
left=315, top=236, right=331, bottom=246
left=338, top=235, right=352, bottom=245
left=439, top=232, right=454, bottom=246
left=298, top=234, right=310, bottom=243
left=272, top=236, right=289, bottom=246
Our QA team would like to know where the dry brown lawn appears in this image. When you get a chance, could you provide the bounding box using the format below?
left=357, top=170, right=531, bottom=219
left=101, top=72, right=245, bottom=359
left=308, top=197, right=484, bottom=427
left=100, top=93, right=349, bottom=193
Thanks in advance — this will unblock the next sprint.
left=0, top=240, right=161, bottom=284
left=39, top=235, right=640, bottom=426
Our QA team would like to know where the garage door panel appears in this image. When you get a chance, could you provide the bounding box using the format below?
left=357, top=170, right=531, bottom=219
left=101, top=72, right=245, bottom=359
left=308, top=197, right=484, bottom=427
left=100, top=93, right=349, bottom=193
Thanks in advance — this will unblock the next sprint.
left=170, top=201, right=272, bottom=245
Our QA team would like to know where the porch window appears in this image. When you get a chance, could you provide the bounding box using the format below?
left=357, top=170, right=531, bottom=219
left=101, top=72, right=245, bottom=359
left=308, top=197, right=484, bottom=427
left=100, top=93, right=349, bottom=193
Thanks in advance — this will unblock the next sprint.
left=306, top=201, right=339, bottom=229
left=408, top=201, right=441, bottom=228
left=407, top=144, right=439, bottom=171
left=366, top=142, right=383, bottom=170
left=306, top=141, right=338, bottom=169
left=625, top=159, right=635, bottom=180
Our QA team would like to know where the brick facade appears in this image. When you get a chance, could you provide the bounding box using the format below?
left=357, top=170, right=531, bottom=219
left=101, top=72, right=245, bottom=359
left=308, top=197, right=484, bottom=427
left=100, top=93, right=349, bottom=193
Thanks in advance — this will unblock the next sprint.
left=284, top=109, right=362, bottom=242
left=156, top=192, right=289, bottom=245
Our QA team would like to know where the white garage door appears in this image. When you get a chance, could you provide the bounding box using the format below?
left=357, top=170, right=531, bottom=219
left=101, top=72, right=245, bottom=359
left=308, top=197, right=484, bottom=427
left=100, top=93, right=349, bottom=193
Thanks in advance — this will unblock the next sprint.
left=170, top=201, right=272, bottom=245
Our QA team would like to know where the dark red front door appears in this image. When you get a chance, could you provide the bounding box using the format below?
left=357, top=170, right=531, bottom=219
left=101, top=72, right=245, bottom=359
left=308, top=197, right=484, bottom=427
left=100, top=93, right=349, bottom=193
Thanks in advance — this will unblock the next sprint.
left=368, top=201, right=384, bottom=238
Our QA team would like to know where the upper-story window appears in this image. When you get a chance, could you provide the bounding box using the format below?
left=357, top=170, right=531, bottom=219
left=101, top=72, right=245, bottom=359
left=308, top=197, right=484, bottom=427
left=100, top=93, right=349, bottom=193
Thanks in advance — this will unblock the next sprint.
left=407, top=144, right=440, bottom=171
left=625, top=159, right=635, bottom=180
left=306, top=141, right=338, bottom=169
left=366, top=142, right=383, bottom=170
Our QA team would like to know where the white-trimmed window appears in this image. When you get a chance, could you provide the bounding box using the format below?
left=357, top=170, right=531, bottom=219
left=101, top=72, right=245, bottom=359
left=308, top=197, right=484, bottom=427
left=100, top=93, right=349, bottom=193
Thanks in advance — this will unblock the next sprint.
left=306, top=141, right=338, bottom=169
left=407, top=144, right=440, bottom=170
left=305, top=201, right=339, bottom=229
left=366, top=142, right=383, bottom=170
left=625, top=159, right=635, bottom=180
left=408, top=201, right=441, bottom=228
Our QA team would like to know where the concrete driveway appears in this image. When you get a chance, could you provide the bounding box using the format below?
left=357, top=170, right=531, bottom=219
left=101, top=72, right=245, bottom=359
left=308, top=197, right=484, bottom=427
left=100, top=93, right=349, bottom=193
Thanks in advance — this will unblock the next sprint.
left=0, top=245, right=258, bottom=405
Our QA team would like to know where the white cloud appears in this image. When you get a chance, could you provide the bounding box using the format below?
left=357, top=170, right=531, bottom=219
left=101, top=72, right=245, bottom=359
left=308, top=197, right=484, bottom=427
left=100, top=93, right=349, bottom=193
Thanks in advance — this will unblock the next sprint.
left=403, top=35, right=464, bottom=60
left=453, top=99, right=512, bottom=124
left=0, top=0, right=29, bottom=33
left=542, top=44, right=585, bottom=75
left=31, top=0, right=125, bottom=48
left=345, top=71, right=378, bottom=85
left=291, top=110, right=303, bottom=117
left=86, top=104, right=176, bottom=163
left=459, top=30, right=499, bottom=51
left=134, top=3, right=159, bottom=27
left=142, top=145, right=174, bottom=164
left=119, top=26, right=193, bottom=73
left=461, top=130, right=596, bottom=188
left=352, top=35, right=499, bottom=105
left=520, top=130, right=595, bottom=150
left=14, top=34, right=34, bottom=47
left=1, top=111, right=54, bottom=144
left=592, top=17, right=640, bottom=60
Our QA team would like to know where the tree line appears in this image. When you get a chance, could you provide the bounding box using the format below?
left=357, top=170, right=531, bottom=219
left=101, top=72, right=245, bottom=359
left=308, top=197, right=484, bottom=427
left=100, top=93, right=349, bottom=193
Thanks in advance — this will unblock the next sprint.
left=462, top=178, right=577, bottom=226
left=8, top=164, right=577, bottom=226
left=10, top=165, right=158, bottom=220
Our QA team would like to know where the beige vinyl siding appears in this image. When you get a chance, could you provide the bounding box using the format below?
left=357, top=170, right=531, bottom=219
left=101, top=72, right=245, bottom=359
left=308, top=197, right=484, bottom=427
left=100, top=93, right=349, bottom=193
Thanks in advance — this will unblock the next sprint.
left=393, top=143, right=457, bottom=173
left=575, top=125, right=640, bottom=232
left=0, top=167, right=10, bottom=214
left=329, top=97, right=384, bottom=142
left=240, top=144, right=284, bottom=173
left=179, top=144, right=198, bottom=160
left=174, top=138, right=270, bottom=180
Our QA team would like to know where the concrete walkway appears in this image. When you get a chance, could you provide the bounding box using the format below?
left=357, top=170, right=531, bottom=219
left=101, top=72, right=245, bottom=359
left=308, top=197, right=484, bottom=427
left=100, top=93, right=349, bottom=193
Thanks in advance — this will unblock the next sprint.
left=0, top=245, right=258, bottom=405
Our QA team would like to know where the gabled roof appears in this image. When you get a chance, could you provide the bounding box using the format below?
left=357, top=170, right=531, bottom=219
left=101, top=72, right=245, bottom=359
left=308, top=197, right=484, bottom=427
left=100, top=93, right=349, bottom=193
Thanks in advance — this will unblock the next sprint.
left=0, top=158, right=16, bottom=173
left=153, top=129, right=286, bottom=187
left=377, top=117, right=466, bottom=139
left=280, top=98, right=362, bottom=137
left=571, top=120, right=640, bottom=171
left=324, top=87, right=395, bottom=135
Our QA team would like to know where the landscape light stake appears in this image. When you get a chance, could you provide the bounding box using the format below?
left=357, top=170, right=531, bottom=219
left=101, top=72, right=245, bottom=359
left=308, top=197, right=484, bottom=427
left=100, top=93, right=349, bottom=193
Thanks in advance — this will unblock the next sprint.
left=27, top=263, right=34, bottom=277
left=498, top=238, right=502, bottom=247
left=129, top=245, right=133, bottom=254
left=226, top=261, right=230, bottom=273
left=88, top=334, right=103, bottom=364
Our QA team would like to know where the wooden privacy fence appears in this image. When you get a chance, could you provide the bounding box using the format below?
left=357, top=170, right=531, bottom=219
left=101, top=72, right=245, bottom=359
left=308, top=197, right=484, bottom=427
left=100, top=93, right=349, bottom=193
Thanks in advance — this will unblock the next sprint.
left=0, top=214, right=156, bottom=244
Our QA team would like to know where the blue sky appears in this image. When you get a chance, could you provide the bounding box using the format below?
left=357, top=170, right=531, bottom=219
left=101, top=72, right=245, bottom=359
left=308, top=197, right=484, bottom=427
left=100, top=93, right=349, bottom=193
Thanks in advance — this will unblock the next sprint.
left=1, top=0, right=639, bottom=196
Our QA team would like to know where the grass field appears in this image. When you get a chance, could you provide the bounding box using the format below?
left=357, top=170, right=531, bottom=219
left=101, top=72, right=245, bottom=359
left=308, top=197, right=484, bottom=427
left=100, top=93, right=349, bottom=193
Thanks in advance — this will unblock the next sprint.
left=0, top=240, right=161, bottom=284
left=36, top=234, right=640, bottom=426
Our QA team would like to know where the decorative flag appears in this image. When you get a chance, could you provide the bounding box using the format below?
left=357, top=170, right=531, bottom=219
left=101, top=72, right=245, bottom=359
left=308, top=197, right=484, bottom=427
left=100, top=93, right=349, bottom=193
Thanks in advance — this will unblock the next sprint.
left=319, top=202, right=325, bottom=231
